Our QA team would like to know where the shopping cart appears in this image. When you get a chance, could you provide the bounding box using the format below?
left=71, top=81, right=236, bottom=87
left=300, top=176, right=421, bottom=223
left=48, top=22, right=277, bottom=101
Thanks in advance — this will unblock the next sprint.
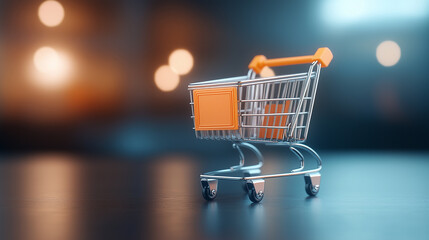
left=188, top=48, right=333, bottom=203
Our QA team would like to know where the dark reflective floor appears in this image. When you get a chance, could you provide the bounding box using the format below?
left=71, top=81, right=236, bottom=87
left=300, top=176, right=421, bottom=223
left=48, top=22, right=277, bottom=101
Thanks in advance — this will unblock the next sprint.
left=0, top=151, right=428, bottom=240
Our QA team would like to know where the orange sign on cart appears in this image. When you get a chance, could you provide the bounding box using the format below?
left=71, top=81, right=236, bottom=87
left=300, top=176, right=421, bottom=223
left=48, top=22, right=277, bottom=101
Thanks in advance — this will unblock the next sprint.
left=193, top=87, right=239, bottom=131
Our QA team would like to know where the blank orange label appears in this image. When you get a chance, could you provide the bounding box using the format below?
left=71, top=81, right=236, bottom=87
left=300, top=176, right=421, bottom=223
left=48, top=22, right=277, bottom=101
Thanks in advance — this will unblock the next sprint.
left=258, top=101, right=291, bottom=140
left=193, top=87, right=238, bottom=131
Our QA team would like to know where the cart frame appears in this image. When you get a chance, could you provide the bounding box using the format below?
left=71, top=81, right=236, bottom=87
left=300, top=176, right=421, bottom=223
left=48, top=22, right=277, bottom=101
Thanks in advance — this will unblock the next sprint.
left=188, top=48, right=332, bottom=202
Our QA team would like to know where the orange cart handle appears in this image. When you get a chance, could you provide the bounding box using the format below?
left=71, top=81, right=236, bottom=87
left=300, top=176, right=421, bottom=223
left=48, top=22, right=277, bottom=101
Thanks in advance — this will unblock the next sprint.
left=248, top=47, right=333, bottom=74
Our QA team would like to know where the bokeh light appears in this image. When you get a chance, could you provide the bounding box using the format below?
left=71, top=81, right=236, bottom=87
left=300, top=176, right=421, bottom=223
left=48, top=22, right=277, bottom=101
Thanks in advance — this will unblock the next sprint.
left=168, top=49, right=194, bottom=75
left=323, top=0, right=429, bottom=26
left=154, top=65, right=180, bottom=92
left=32, top=46, right=72, bottom=89
left=38, top=1, right=65, bottom=27
left=34, top=47, right=59, bottom=73
left=376, top=41, right=401, bottom=67
left=260, top=66, right=275, bottom=78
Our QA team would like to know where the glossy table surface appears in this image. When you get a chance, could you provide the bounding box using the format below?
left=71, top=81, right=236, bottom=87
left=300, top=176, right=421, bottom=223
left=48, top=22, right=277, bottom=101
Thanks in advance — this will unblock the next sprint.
left=0, top=151, right=428, bottom=240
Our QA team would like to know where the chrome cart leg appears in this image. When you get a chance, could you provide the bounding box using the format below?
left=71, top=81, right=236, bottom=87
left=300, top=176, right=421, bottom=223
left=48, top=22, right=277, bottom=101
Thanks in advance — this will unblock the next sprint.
left=291, top=143, right=322, bottom=196
left=244, top=143, right=322, bottom=180
left=201, top=178, right=218, bottom=201
left=291, top=143, right=322, bottom=170
left=231, top=142, right=263, bottom=193
left=304, top=172, right=320, bottom=196
left=290, top=146, right=304, bottom=172
left=246, top=179, right=265, bottom=203
left=201, top=142, right=263, bottom=177
left=200, top=142, right=263, bottom=197
left=230, top=142, right=263, bottom=171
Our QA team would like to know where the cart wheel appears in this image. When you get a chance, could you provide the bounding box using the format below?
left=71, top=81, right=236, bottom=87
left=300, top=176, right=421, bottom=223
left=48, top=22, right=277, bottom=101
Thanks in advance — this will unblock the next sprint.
left=201, top=178, right=218, bottom=201
left=305, top=183, right=319, bottom=196
left=248, top=188, right=264, bottom=203
left=202, top=185, right=217, bottom=201
left=304, top=173, right=321, bottom=197
left=246, top=179, right=265, bottom=203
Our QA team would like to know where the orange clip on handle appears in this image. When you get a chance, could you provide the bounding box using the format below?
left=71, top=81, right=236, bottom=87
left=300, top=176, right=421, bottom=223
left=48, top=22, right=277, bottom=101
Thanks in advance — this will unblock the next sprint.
left=248, top=47, right=333, bottom=74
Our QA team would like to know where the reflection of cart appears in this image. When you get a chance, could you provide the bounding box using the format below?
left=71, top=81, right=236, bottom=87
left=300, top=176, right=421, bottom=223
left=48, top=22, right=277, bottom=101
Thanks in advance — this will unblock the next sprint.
left=188, top=48, right=333, bottom=203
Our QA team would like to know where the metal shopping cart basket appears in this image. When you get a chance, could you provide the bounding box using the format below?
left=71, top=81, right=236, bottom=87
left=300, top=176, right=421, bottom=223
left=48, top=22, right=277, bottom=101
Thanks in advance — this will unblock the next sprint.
left=188, top=47, right=333, bottom=203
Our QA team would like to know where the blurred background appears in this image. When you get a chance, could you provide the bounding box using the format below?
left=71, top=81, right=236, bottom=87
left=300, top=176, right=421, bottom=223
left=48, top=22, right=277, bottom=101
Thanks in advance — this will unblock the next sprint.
left=1, top=1, right=429, bottom=240
left=0, top=0, right=428, bottom=155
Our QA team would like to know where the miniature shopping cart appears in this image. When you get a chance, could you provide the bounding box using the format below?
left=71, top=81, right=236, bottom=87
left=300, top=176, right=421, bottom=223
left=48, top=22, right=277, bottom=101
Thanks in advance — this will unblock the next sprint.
left=188, top=48, right=333, bottom=203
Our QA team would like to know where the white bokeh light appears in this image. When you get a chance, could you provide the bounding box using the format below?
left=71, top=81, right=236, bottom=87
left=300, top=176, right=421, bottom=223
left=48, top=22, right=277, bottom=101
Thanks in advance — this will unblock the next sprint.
left=168, top=49, right=194, bottom=75
left=154, top=65, right=180, bottom=92
left=34, top=47, right=59, bottom=73
left=376, top=40, right=401, bottom=67
left=38, top=1, right=65, bottom=27
left=32, top=46, right=72, bottom=89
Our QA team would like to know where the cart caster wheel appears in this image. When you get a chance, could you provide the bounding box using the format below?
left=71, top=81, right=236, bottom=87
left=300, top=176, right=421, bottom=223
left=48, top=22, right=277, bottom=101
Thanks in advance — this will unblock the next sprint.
left=201, top=178, right=218, bottom=201
left=248, top=188, right=264, bottom=203
left=242, top=169, right=261, bottom=192
left=202, top=186, right=217, bottom=200
left=304, top=173, right=321, bottom=197
left=246, top=179, right=265, bottom=203
left=305, top=183, right=319, bottom=196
